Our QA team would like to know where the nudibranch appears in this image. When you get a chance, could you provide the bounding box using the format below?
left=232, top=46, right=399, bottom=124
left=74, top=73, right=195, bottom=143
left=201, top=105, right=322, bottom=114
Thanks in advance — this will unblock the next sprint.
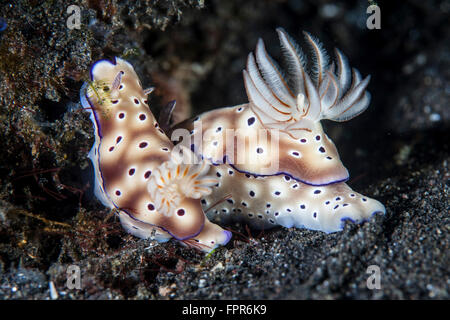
left=173, top=28, right=385, bottom=232
left=80, top=57, right=231, bottom=252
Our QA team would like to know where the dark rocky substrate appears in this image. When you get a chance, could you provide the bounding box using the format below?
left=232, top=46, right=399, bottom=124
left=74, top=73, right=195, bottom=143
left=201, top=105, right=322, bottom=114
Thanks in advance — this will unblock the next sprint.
left=0, top=0, right=448, bottom=299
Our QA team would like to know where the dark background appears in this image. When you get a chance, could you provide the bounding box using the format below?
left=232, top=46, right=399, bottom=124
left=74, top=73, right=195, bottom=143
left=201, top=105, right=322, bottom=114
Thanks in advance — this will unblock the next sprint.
left=0, top=0, right=448, bottom=299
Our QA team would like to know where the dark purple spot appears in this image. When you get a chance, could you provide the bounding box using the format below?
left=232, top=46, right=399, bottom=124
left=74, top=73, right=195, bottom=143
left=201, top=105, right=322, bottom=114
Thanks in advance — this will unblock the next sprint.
left=326, top=156, right=332, bottom=160
left=247, top=117, right=255, bottom=126
left=300, top=204, right=306, bottom=209
left=343, top=203, right=349, bottom=207
left=362, top=198, right=367, bottom=202
left=248, top=213, right=254, bottom=217
left=258, top=214, right=263, bottom=219
left=237, top=107, right=243, bottom=112
left=147, top=203, right=155, bottom=211
left=227, top=199, right=234, bottom=204
left=194, top=116, right=200, bottom=122
left=292, top=184, right=298, bottom=189
left=154, top=123, right=159, bottom=128
left=139, top=114, right=146, bottom=121
left=190, top=144, right=195, bottom=151
left=249, top=191, right=255, bottom=197
left=245, top=174, right=251, bottom=178
left=201, top=199, right=206, bottom=205
left=350, top=194, right=355, bottom=197
left=221, top=209, right=227, bottom=213
left=116, top=136, right=122, bottom=143
left=286, top=208, right=291, bottom=212
left=313, top=212, right=317, bottom=218
left=242, top=202, right=247, bottom=207
left=162, top=147, right=169, bottom=152
left=228, top=170, right=233, bottom=175
left=275, top=212, right=279, bottom=216
left=134, top=98, right=140, bottom=104
left=109, top=146, right=114, bottom=152
left=266, top=203, right=271, bottom=208
left=139, top=142, right=148, bottom=148
left=128, top=168, right=135, bottom=176
left=334, top=205, right=339, bottom=209
left=292, top=151, right=300, bottom=157
left=118, top=113, right=125, bottom=119
left=177, top=208, right=185, bottom=216
left=216, top=127, right=222, bottom=132
left=144, top=171, right=152, bottom=179
left=256, top=147, right=263, bottom=154
left=115, top=190, right=121, bottom=196
left=274, top=191, right=281, bottom=196
left=315, top=135, right=321, bottom=141
left=319, top=147, right=326, bottom=153
left=325, top=201, right=330, bottom=205
left=269, top=219, right=275, bottom=224
left=112, top=100, right=119, bottom=104
left=336, top=197, right=341, bottom=201
left=300, top=138, right=307, bottom=143
left=120, top=70, right=124, bottom=75
left=284, top=176, right=291, bottom=181
left=314, top=190, right=321, bottom=194
left=213, top=141, right=218, bottom=146
left=216, top=172, right=221, bottom=177
left=119, top=84, right=123, bottom=90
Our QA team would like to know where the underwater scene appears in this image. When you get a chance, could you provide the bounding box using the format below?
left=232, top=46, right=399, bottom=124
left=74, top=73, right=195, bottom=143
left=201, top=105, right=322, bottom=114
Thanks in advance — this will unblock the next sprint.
left=0, top=0, right=448, bottom=301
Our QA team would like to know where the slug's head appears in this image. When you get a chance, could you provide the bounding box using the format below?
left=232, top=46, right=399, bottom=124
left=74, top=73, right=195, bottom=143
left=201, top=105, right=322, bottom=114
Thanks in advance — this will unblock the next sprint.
left=80, top=57, right=154, bottom=115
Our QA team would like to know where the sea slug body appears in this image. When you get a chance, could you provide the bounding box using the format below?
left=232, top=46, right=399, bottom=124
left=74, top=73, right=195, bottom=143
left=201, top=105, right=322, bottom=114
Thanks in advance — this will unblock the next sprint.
left=80, top=57, right=231, bottom=252
left=174, top=28, right=385, bottom=232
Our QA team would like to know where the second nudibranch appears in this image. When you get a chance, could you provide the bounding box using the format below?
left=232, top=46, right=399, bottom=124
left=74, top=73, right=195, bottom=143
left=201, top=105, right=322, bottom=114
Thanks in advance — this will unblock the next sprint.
left=80, top=57, right=231, bottom=252
left=174, top=28, right=385, bottom=232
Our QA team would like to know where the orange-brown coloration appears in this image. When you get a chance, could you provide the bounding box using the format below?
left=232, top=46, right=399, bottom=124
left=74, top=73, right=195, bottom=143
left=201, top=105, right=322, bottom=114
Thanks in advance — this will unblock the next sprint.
left=84, top=58, right=204, bottom=240
left=173, top=29, right=385, bottom=233
left=81, top=58, right=232, bottom=251
left=176, top=104, right=348, bottom=186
